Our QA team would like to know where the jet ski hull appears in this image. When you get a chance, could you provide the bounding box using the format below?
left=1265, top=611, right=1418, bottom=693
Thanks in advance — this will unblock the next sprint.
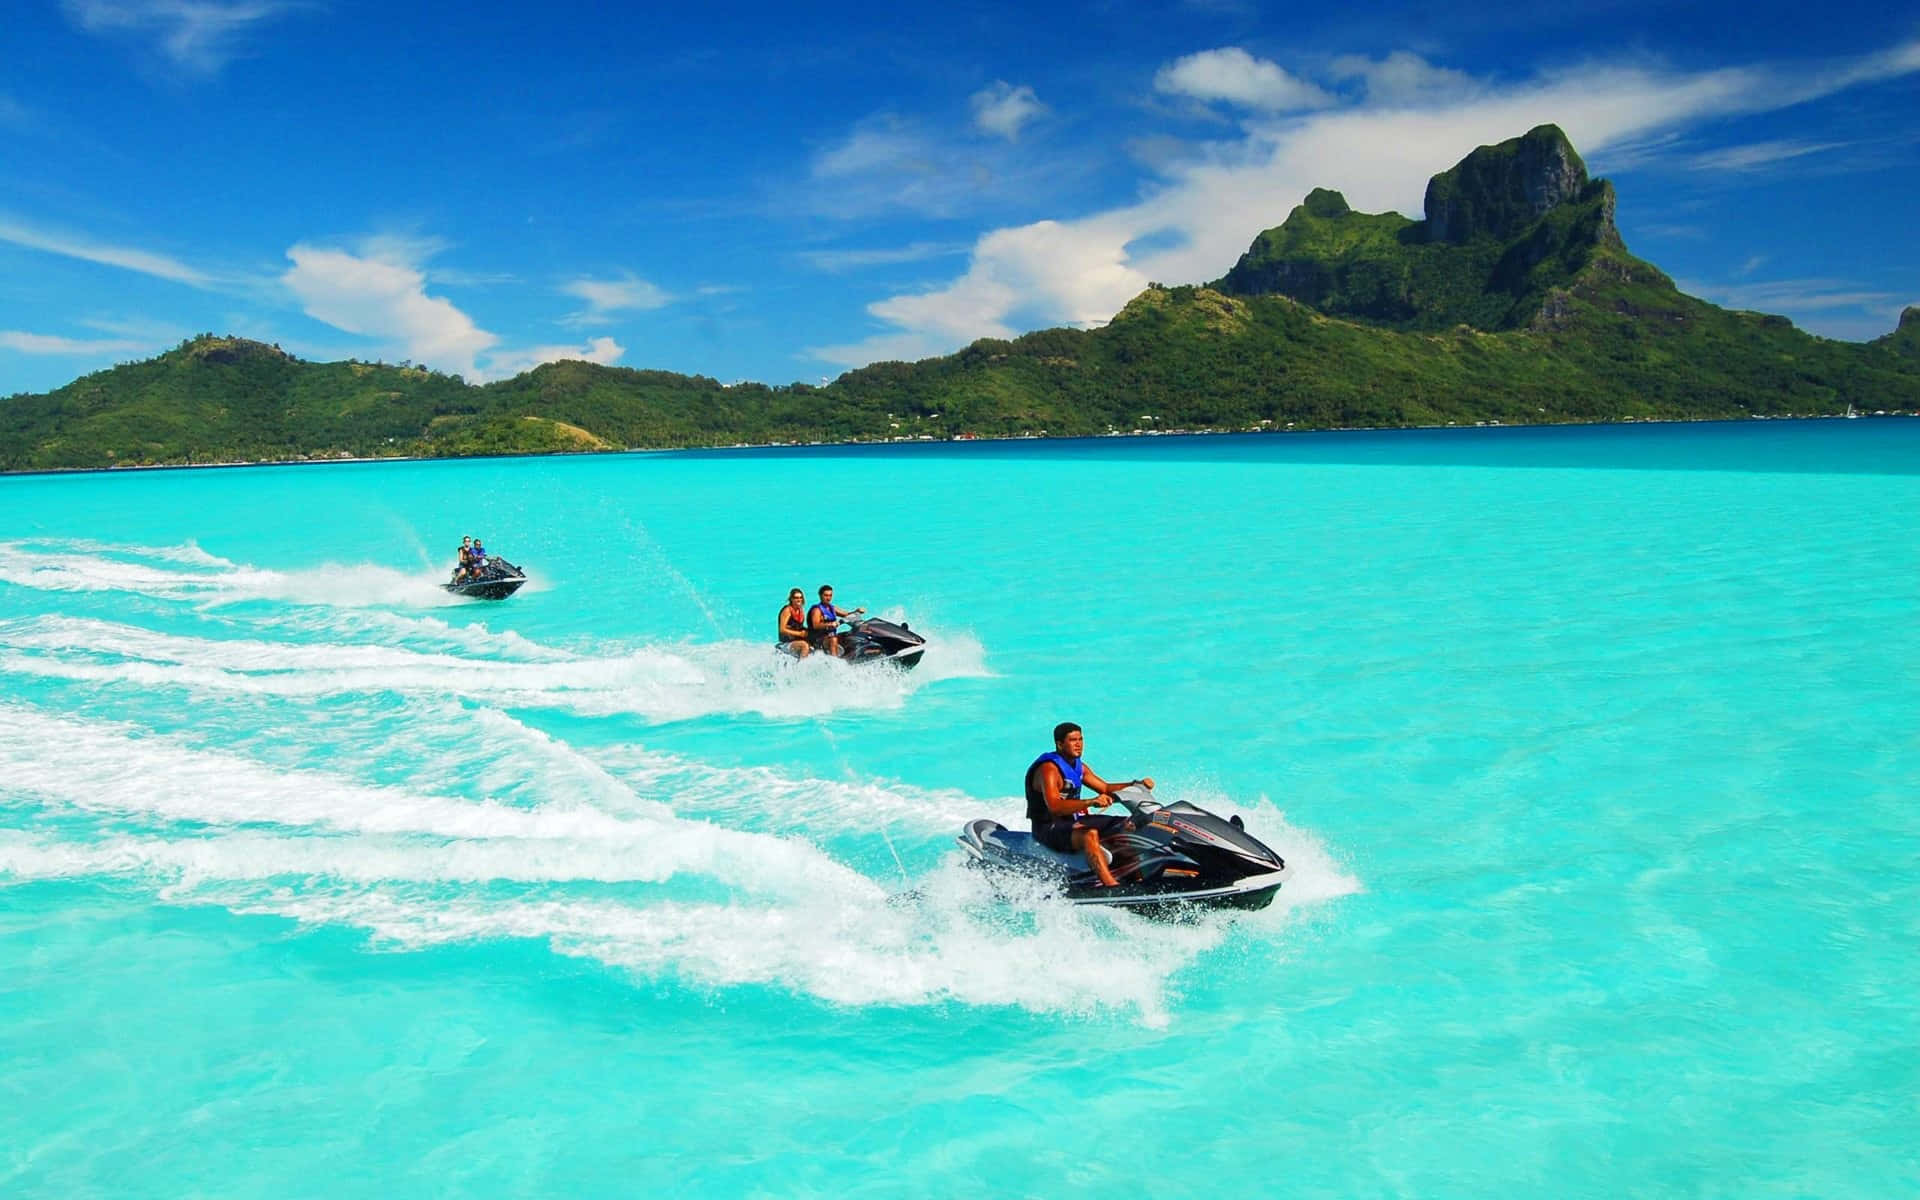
left=856, top=646, right=924, bottom=669
left=443, top=576, right=526, bottom=600
left=843, top=617, right=926, bottom=669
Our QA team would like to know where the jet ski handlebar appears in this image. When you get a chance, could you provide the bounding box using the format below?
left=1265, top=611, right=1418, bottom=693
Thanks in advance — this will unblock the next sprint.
left=1107, top=783, right=1162, bottom=825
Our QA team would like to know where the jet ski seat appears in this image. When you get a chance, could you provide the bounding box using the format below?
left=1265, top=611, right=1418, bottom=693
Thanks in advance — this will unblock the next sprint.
left=970, top=821, right=1112, bottom=867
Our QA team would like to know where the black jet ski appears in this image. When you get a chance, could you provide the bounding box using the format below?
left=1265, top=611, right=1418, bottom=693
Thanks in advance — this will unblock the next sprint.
left=956, top=785, right=1288, bottom=915
left=778, top=615, right=927, bottom=668
left=443, top=556, right=527, bottom=600
left=840, top=616, right=926, bottom=669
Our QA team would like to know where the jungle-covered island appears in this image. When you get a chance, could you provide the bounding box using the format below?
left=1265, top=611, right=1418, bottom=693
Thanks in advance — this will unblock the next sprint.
left=4, top=125, right=1917, bottom=472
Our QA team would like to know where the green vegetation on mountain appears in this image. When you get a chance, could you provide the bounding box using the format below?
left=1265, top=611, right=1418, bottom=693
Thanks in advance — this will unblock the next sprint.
left=4, top=125, right=1916, bottom=472
left=1875, top=306, right=1920, bottom=360
left=1215, top=126, right=1625, bottom=331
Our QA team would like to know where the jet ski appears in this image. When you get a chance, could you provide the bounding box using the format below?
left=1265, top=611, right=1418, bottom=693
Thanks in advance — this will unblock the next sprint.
left=839, top=616, right=926, bottom=669
left=956, top=785, right=1288, bottom=915
left=778, top=615, right=927, bottom=668
left=443, top=556, right=527, bottom=600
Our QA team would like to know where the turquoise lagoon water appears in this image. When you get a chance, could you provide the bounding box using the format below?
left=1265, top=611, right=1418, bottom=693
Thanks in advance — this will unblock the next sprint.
left=2, top=420, right=1917, bottom=1196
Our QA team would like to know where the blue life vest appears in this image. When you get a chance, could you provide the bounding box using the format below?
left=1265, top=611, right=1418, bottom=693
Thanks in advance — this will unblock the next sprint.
left=810, top=602, right=840, bottom=632
left=1025, top=751, right=1084, bottom=823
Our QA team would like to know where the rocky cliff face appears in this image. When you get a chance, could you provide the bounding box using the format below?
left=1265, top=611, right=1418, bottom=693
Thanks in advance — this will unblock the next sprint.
left=1423, top=124, right=1601, bottom=245
left=1212, top=124, right=1637, bottom=332
left=1875, top=304, right=1920, bottom=358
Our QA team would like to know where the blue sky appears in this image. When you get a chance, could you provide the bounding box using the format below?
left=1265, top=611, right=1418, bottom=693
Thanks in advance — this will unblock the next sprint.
left=2, top=0, right=1916, bottom=394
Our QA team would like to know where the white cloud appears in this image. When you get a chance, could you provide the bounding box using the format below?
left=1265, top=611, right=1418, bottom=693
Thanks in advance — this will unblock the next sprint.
left=814, top=39, right=1920, bottom=370
left=560, top=274, right=671, bottom=325
left=1154, top=47, right=1335, bottom=112
left=282, top=244, right=497, bottom=378
left=1679, top=276, right=1895, bottom=314
left=483, top=336, right=626, bottom=379
left=1329, top=52, right=1479, bottom=106
left=0, top=330, right=153, bottom=355
left=0, top=216, right=212, bottom=286
left=971, top=81, right=1046, bottom=140
left=63, top=0, right=301, bottom=75
left=803, top=104, right=1088, bottom=220
left=281, top=242, right=632, bottom=380
left=803, top=117, right=971, bottom=219
left=1688, top=139, right=1847, bottom=171
left=813, top=118, right=932, bottom=179
left=811, top=218, right=1143, bottom=367
left=798, top=242, right=967, bottom=273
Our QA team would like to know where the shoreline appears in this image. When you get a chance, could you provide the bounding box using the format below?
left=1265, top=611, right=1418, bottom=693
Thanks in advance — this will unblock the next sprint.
left=1, top=409, right=1912, bottom=480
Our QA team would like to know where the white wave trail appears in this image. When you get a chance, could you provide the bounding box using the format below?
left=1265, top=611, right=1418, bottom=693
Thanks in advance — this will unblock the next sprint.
left=0, top=828, right=1225, bottom=1019
left=0, top=715, right=1360, bottom=1020
left=289, top=608, right=577, bottom=661
left=6, top=536, right=236, bottom=567
left=0, top=705, right=878, bottom=902
left=587, top=736, right=993, bottom=834
left=0, top=831, right=705, bottom=889
left=0, top=615, right=962, bottom=722
left=0, top=539, right=460, bottom=608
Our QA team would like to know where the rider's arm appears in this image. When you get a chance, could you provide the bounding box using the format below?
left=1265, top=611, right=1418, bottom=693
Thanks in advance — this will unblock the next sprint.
left=1041, top=763, right=1099, bottom=818
left=1081, top=767, right=1153, bottom=799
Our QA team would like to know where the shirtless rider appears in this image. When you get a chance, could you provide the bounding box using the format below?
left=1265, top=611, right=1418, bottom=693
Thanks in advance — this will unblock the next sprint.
left=1025, top=722, right=1154, bottom=888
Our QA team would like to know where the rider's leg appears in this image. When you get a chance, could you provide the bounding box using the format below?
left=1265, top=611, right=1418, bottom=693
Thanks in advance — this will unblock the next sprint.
left=1074, top=826, right=1119, bottom=888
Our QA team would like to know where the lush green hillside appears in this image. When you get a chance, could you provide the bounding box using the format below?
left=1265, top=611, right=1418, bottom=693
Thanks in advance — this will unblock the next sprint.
left=4, top=126, right=1916, bottom=472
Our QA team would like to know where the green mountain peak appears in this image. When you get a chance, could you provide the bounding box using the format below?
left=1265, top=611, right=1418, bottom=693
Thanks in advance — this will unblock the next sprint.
left=1422, top=123, right=1600, bottom=245
left=1214, top=124, right=1635, bottom=331
left=1301, top=188, right=1352, bottom=218
left=1874, top=304, right=1920, bottom=358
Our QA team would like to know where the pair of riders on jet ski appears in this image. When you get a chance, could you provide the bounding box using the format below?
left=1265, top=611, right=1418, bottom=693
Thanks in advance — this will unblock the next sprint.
left=450, top=535, right=492, bottom=583
left=777, top=584, right=866, bottom=658
left=1026, top=722, right=1154, bottom=888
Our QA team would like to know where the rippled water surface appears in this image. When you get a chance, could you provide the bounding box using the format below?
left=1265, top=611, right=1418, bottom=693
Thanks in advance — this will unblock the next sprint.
left=3, top=421, right=1917, bottom=1196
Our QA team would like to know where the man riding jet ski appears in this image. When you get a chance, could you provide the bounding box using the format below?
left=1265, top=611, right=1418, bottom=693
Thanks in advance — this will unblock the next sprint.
left=956, top=723, right=1289, bottom=914
left=776, top=584, right=926, bottom=668
left=444, top=535, right=527, bottom=600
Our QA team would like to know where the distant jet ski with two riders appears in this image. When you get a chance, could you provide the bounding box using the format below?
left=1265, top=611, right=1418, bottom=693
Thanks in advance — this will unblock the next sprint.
left=443, top=535, right=528, bottom=600
left=777, top=584, right=927, bottom=669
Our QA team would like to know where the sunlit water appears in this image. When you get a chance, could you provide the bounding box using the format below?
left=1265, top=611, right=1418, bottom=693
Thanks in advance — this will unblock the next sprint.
left=3, top=421, right=1917, bottom=1196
